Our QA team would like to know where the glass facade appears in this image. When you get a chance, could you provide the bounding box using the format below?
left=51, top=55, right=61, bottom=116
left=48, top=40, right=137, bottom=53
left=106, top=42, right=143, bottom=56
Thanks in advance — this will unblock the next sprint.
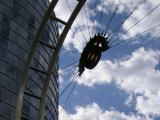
left=0, top=0, right=59, bottom=120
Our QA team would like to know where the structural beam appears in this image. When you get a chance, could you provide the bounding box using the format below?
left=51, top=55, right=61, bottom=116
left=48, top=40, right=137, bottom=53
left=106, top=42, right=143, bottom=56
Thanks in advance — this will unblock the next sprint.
left=30, top=66, right=47, bottom=75
left=39, top=41, right=56, bottom=49
left=50, top=15, right=68, bottom=25
left=38, top=0, right=87, bottom=120
left=15, top=0, right=58, bottom=120
left=24, top=91, right=41, bottom=100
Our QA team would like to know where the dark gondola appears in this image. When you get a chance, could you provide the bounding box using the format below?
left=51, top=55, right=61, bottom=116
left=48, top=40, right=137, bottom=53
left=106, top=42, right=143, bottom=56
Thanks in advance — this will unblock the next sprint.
left=78, top=33, right=110, bottom=76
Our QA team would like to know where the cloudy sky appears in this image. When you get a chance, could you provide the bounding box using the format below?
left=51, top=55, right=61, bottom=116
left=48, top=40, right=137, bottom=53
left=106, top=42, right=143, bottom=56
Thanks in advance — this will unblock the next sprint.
left=54, top=0, right=160, bottom=119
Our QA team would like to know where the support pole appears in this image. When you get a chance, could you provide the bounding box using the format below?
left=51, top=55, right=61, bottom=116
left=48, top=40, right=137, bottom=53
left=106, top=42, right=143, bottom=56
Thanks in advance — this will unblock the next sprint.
left=38, top=0, right=87, bottom=120
left=15, top=0, right=58, bottom=120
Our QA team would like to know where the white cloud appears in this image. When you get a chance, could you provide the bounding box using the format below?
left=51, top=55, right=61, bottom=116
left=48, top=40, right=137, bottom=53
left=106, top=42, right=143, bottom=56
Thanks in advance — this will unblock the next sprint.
left=59, top=103, right=153, bottom=120
left=54, top=0, right=77, bottom=21
left=59, top=69, right=66, bottom=84
left=136, top=94, right=160, bottom=116
left=78, top=47, right=160, bottom=117
left=78, top=60, right=116, bottom=86
left=79, top=47, right=160, bottom=88
left=115, top=48, right=160, bottom=95
left=124, top=93, right=133, bottom=107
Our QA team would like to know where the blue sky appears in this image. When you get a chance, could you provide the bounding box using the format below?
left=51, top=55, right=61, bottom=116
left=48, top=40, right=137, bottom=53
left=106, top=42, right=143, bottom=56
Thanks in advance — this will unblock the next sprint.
left=54, top=0, right=160, bottom=119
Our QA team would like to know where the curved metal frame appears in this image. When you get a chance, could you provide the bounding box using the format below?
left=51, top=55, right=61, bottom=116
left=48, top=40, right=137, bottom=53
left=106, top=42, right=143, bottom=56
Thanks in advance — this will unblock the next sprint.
left=15, top=0, right=58, bottom=119
left=38, top=1, right=87, bottom=120
left=15, top=0, right=87, bottom=120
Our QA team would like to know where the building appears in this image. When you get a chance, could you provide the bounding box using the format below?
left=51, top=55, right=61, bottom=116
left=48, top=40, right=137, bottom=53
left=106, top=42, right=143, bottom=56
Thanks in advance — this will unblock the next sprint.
left=0, top=0, right=59, bottom=119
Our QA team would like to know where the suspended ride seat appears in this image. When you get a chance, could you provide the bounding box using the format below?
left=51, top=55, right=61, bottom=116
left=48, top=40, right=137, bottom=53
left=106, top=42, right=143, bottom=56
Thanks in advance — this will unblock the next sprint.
left=78, top=34, right=110, bottom=76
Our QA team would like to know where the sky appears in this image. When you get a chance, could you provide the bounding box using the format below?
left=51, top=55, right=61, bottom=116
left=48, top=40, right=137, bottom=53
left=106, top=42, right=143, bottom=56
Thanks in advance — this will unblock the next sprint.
left=54, top=0, right=160, bottom=120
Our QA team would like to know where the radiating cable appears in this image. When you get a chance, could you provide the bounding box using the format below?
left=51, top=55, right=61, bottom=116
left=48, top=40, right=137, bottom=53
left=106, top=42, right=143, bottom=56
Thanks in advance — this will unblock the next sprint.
left=109, top=0, right=146, bottom=40
left=59, top=73, right=79, bottom=116
left=98, top=0, right=106, bottom=33
left=61, top=48, right=81, bottom=55
left=110, top=2, right=160, bottom=45
left=104, top=0, right=121, bottom=34
left=59, top=73, right=79, bottom=97
left=91, top=0, right=100, bottom=37
left=61, top=75, right=79, bottom=112
left=66, top=0, right=88, bottom=43
left=111, top=24, right=160, bottom=48
left=84, top=4, right=91, bottom=38
left=59, top=66, right=76, bottom=74
left=60, top=60, right=79, bottom=69
left=63, top=76, right=79, bottom=104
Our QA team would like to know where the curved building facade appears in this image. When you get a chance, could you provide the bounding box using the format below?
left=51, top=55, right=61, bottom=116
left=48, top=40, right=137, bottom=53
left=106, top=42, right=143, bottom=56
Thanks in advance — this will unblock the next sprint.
left=0, top=0, right=59, bottom=119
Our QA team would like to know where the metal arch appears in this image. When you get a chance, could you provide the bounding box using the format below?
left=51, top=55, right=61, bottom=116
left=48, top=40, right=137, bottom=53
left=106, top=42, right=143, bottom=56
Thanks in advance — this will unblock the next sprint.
left=15, top=0, right=58, bottom=120
left=38, top=0, right=87, bottom=120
